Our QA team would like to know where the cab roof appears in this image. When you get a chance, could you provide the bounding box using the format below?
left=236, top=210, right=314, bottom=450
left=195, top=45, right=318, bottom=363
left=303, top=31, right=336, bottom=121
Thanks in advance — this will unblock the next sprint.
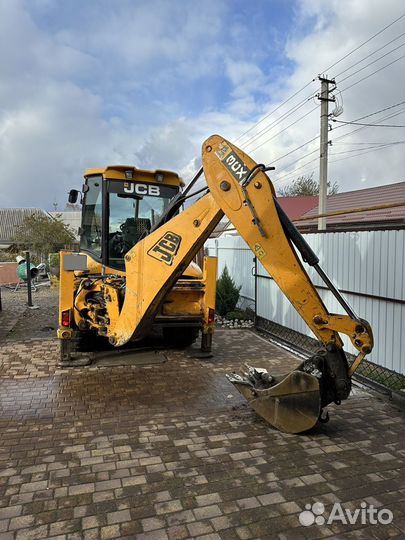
left=84, top=165, right=184, bottom=187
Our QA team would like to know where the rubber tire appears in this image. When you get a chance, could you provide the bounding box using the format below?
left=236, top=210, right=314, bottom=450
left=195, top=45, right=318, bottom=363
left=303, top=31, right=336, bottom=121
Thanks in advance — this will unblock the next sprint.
left=163, top=327, right=199, bottom=348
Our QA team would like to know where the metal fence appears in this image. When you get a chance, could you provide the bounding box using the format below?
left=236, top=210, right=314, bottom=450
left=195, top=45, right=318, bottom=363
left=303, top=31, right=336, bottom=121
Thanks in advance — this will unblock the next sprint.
left=206, top=236, right=255, bottom=310
left=206, top=229, right=405, bottom=382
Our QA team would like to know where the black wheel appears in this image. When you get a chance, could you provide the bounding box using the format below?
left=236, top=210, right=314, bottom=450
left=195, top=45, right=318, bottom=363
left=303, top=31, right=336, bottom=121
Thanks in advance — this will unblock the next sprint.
left=163, top=327, right=199, bottom=348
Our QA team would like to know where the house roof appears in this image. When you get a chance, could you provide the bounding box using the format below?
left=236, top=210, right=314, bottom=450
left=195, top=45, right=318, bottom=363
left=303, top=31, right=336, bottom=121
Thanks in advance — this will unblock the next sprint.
left=277, top=195, right=318, bottom=220
left=0, top=208, right=50, bottom=245
left=210, top=195, right=319, bottom=237
left=295, top=181, right=405, bottom=230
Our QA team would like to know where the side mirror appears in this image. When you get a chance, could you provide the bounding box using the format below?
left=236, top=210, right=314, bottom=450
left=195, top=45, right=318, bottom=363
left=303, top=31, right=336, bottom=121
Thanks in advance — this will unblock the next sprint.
left=68, top=189, right=79, bottom=204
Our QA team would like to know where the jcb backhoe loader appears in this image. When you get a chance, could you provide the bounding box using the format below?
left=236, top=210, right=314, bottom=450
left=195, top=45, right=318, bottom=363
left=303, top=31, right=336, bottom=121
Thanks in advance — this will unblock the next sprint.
left=58, top=135, right=373, bottom=433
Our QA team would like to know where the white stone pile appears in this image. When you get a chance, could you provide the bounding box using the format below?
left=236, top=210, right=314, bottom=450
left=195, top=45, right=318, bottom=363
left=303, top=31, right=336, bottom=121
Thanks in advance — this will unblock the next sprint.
left=215, top=315, right=254, bottom=329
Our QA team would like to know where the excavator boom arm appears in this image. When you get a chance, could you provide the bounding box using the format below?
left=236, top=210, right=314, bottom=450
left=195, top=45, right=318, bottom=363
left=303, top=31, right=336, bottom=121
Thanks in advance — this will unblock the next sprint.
left=201, top=135, right=373, bottom=358
left=104, top=134, right=373, bottom=433
left=109, top=134, right=373, bottom=358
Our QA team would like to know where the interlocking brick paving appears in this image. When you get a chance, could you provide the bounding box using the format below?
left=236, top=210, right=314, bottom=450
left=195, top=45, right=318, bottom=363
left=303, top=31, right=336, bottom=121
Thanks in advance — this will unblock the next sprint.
left=0, top=290, right=404, bottom=539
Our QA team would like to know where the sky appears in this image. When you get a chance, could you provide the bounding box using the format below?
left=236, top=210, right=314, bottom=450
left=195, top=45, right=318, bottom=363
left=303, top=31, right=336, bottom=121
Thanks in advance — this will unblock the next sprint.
left=0, top=0, right=404, bottom=210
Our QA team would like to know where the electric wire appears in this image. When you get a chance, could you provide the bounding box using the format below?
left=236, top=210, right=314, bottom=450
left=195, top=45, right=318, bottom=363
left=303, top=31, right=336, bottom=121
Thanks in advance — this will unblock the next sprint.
left=337, top=42, right=405, bottom=84
left=332, top=110, right=405, bottom=142
left=235, top=80, right=315, bottom=143
left=329, top=141, right=405, bottom=163
left=262, top=103, right=405, bottom=167
left=242, top=50, right=404, bottom=156
left=235, top=16, right=405, bottom=156
left=333, top=120, right=405, bottom=127
left=340, top=54, right=405, bottom=93
left=246, top=106, right=318, bottom=154
left=333, top=32, right=405, bottom=78
left=185, top=16, right=405, bottom=188
left=273, top=110, right=405, bottom=184
left=229, top=14, right=405, bottom=161
left=333, top=101, right=405, bottom=126
left=269, top=134, right=320, bottom=165
left=274, top=156, right=320, bottom=184
left=240, top=94, right=314, bottom=149
left=324, top=13, right=405, bottom=73
left=333, top=140, right=405, bottom=145
left=330, top=141, right=404, bottom=155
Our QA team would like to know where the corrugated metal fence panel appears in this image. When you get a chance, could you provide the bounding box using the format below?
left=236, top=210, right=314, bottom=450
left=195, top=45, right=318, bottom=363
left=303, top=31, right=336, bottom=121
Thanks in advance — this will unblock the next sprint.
left=206, top=230, right=405, bottom=375
left=206, top=236, right=254, bottom=300
left=256, top=277, right=404, bottom=374
left=293, top=230, right=405, bottom=301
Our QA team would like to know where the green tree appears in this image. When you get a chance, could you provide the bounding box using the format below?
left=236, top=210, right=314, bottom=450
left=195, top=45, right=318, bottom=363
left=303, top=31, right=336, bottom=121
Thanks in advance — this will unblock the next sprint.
left=13, top=213, right=76, bottom=262
left=277, top=173, right=339, bottom=197
left=216, top=266, right=241, bottom=317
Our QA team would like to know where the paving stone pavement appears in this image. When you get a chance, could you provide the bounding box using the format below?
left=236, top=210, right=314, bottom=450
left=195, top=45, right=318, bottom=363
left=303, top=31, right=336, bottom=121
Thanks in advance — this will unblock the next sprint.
left=0, top=293, right=404, bottom=540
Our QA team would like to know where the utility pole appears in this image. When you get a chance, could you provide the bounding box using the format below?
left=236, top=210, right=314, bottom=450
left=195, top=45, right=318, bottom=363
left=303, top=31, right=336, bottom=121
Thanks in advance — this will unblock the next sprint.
left=317, top=76, right=335, bottom=230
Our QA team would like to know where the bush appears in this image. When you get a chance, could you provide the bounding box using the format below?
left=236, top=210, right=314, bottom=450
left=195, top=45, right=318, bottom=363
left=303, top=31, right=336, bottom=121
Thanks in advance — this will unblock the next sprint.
left=225, top=310, right=246, bottom=321
left=216, top=266, right=241, bottom=316
left=48, top=253, right=60, bottom=277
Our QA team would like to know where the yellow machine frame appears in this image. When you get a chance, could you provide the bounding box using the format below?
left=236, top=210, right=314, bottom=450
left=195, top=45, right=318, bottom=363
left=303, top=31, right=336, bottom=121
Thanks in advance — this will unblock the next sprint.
left=58, top=135, right=374, bottom=434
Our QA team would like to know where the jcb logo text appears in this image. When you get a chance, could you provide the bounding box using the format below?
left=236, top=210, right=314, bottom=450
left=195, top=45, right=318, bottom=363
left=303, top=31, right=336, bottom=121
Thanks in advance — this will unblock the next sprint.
left=148, top=232, right=181, bottom=265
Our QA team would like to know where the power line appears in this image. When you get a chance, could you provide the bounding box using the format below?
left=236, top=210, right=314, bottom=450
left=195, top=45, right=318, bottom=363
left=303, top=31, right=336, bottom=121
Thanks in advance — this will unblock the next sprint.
left=235, top=80, right=315, bottom=143
left=273, top=156, right=319, bottom=184
left=276, top=139, right=404, bottom=184
left=273, top=110, right=405, bottom=184
left=334, top=32, right=405, bottom=78
left=324, top=13, right=405, bottom=73
left=330, top=141, right=404, bottom=155
left=337, top=42, right=405, bottom=84
left=329, top=141, right=405, bottom=163
left=333, top=140, right=405, bottom=145
left=273, top=105, right=405, bottom=179
left=335, top=109, right=405, bottom=136
left=247, top=106, right=318, bottom=153
left=269, top=134, right=320, bottom=165
left=333, top=110, right=405, bottom=141
left=240, top=95, right=313, bottom=149
left=333, top=120, right=404, bottom=127
left=234, top=16, right=405, bottom=155
left=340, top=54, right=405, bottom=92
left=334, top=101, right=405, bottom=126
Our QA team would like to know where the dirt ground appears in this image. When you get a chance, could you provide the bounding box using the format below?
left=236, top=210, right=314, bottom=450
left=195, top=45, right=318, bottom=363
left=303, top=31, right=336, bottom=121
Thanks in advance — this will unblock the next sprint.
left=0, top=287, right=404, bottom=540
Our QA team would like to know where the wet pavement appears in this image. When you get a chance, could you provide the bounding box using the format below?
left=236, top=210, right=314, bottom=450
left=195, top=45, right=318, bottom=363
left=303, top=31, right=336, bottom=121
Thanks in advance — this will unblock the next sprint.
left=0, top=289, right=404, bottom=540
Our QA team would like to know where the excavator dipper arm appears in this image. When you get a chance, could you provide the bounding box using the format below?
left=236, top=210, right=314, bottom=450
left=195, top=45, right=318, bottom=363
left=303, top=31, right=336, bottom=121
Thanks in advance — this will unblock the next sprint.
left=201, top=135, right=373, bottom=432
left=106, top=134, right=373, bottom=433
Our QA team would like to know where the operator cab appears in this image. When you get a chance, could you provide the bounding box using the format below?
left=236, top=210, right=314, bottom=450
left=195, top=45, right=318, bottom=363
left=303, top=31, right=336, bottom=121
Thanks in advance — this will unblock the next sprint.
left=76, top=166, right=182, bottom=270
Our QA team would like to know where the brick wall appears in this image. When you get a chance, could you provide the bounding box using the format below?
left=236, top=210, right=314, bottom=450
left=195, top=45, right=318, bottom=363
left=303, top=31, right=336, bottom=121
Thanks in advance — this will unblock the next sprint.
left=0, top=262, right=18, bottom=285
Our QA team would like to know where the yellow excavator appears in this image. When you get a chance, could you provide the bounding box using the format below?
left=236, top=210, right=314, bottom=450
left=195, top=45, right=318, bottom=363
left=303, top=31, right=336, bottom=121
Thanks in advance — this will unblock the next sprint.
left=58, top=135, right=373, bottom=433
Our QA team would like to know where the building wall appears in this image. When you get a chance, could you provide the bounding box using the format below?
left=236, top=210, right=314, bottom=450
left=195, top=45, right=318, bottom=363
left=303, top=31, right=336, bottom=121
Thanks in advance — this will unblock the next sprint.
left=49, top=212, right=81, bottom=239
left=206, top=229, right=405, bottom=375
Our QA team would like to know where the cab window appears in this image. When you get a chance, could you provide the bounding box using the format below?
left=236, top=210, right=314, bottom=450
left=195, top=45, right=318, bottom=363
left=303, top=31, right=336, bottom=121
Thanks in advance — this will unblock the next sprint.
left=80, top=176, right=102, bottom=258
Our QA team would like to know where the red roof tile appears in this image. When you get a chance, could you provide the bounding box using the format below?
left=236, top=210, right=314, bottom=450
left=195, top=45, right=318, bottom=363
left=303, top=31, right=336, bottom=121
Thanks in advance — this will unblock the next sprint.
left=295, top=181, right=405, bottom=228
left=276, top=196, right=318, bottom=220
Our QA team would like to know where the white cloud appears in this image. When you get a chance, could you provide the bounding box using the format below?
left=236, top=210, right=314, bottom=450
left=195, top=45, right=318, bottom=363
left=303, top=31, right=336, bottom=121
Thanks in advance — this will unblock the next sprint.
left=0, top=0, right=403, bottom=212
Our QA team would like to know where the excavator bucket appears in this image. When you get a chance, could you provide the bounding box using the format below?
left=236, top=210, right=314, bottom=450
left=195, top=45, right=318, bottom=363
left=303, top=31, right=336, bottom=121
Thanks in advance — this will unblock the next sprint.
left=227, top=365, right=321, bottom=434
